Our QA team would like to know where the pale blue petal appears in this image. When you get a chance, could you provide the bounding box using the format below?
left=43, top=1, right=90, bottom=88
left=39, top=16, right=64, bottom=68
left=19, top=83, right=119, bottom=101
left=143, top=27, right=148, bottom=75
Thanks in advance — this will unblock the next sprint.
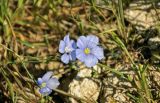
left=39, top=87, right=52, bottom=96
left=42, top=71, right=53, bottom=82
left=70, top=50, right=76, bottom=61
left=59, top=40, right=65, bottom=53
left=61, top=53, right=70, bottom=64
left=64, top=34, right=70, bottom=45
left=67, top=40, right=75, bottom=52
left=91, top=46, right=104, bottom=60
left=37, top=78, right=43, bottom=86
left=71, top=40, right=77, bottom=49
left=77, top=36, right=87, bottom=49
left=87, top=41, right=97, bottom=49
left=76, top=49, right=86, bottom=62
left=47, top=77, right=60, bottom=89
left=84, top=54, right=98, bottom=67
left=87, top=35, right=99, bottom=45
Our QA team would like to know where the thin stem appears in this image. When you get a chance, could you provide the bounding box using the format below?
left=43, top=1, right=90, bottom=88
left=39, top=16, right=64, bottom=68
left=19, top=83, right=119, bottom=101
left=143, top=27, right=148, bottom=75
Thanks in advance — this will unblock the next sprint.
left=53, top=88, right=97, bottom=103
left=0, top=43, right=36, bottom=83
left=98, top=63, right=130, bottom=81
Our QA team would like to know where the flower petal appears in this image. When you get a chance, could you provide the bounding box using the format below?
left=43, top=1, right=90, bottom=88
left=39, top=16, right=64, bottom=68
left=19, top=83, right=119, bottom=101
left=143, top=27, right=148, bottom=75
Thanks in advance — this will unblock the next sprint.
left=91, top=46, right=104, bottom=60
left=39, top=87, right=52, bottom=96
left=42, top=71, right=53, bottom=82
left=47, top=77, right=60, bottom=89
left=37, top=78, right=43, bottom=86
left=66, top=40, right=76, bottom=52
left=76, top=49, right=86, bottom=62
left=70, top=50, right=76, bottom=61
left=87, top=35, right=99, bottom=45
left=61, top=53, right=70, bottom=64
left=71, top=40, right=77, bottom=49
left=63, top=34, right=70, bottom=45
left=87, top=41, right=97, bottom=49
left=84, top=54, right=98, bottom=67
left=77, top=36, right=87, bottom=49
left=59, top=40, right=65, bottom=53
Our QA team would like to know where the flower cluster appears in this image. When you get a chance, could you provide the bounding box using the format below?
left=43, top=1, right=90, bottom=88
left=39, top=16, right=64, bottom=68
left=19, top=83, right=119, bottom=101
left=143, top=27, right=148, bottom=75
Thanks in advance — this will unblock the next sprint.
left=59, top=34, right=104, bottom=67
left=37, top=34, right=104, bottom=96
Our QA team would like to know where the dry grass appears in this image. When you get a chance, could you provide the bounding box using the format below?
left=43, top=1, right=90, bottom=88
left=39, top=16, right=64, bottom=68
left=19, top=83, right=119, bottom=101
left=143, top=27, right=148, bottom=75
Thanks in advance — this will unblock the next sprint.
left=0, top=0, right=160, bottom=103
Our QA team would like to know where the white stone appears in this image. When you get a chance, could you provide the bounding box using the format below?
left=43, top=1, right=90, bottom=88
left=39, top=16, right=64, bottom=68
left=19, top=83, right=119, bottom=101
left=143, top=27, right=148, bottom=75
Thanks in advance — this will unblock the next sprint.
left=113, top=93, right=126, bottom=102
left=76, top=68, right=92, bottom=78
left=113, top=77, right=119, bottom=85
left=68, top=78, right=100, bottom=103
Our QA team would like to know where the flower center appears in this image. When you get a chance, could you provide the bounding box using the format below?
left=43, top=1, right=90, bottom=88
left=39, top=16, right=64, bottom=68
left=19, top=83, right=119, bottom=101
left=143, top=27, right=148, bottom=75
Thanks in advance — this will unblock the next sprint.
left=41, top=82, right=46, bottom=88
left=65, top=46, right=72, bottom=53
left=84, top=48, right=90, bottom=54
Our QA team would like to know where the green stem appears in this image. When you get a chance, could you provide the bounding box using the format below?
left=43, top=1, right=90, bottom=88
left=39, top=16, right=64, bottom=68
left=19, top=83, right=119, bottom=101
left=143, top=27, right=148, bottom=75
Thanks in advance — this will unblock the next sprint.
left=98, top=63, right=130, bottom=81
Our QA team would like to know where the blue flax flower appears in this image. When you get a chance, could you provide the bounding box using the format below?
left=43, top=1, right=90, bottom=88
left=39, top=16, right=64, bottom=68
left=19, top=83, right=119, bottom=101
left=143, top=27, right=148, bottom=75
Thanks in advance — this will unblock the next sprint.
left=59, top=34, right=76, bottom=64
left=76, top=35, right=104, bottom=67
left=37, top=71, right=60, bottom=96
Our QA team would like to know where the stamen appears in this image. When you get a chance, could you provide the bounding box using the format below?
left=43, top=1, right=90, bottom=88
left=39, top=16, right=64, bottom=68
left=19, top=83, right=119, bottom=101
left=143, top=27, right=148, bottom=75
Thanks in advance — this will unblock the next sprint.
left=84, top=48, right=90, bottom=54
left=65, top=46, right=71, bottom=53
left=41, top=82, right=46, bottom=88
